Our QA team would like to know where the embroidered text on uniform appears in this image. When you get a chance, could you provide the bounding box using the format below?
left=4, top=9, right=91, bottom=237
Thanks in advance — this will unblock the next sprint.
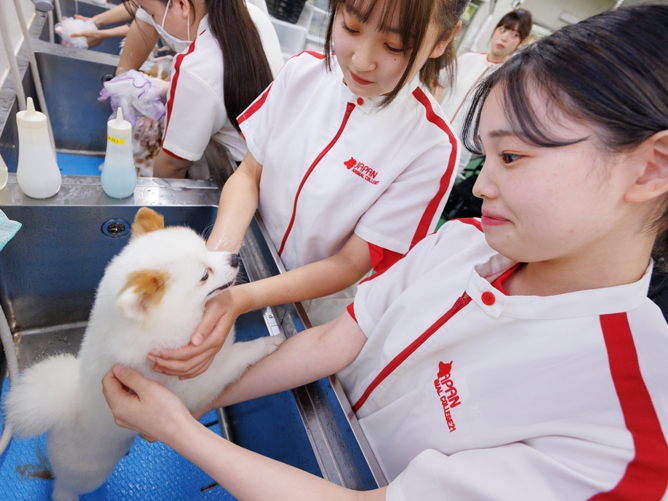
left=434, top=361, right=460, bottom=432
left=344, top=158, right=379, bottom=185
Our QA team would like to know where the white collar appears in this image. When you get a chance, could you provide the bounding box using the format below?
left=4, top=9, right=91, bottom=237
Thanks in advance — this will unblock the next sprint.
left=197, top=14, right=209, bottom=36
left=467, top=255, right=653, bottom=320
left=334, top=59, right=421, bottom=114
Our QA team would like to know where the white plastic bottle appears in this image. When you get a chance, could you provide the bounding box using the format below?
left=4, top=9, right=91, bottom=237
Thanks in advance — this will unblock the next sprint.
left=101, top=108, right=136, bottom=199
left=0, top=153, right=8, bottom=191
left=16, top=97, right=61, bottom=199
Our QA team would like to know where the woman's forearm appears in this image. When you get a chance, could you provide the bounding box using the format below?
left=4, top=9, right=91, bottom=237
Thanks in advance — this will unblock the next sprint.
left=171, top=420, right=386, bottom=501
left=153, top=150, right=192, bottom=178
left=100, top=25, right=131, bottom=38
left=116, top=18, right=159, bottom=75
left=205, top=313, right=365, bottom=411
left=233, top=232, right=372, bottom=315
left=207, top=151, right=262, bottom=253
left=93, top=3, right=135, bottom=27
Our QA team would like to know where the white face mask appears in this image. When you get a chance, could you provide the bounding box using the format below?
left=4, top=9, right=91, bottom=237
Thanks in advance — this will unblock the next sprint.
left=153, top=0, right=191, bottom=53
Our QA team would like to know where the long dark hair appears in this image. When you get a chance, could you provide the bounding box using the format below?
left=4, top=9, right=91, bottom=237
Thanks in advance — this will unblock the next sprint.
left=462, top=4, right=668, bottom=264
left=323, top=0, right=469, bottom=106
left=207, top=0, right=273, bottom=131
left=131, top=0, right=273, bottom=132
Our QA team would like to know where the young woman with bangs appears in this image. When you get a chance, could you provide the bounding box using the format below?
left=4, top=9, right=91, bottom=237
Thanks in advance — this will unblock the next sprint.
left=438, top=8, right=533, bottom=173
left=140, top=0, right=469, bottom=379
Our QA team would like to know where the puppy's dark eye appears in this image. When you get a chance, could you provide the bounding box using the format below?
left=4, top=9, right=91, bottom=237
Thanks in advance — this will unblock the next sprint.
left=201, top=270, right=209, bottom=282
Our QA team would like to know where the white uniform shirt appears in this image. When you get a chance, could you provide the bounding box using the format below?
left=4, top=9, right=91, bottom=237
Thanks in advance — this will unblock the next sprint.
left=161, top=6, right=283, bottom=162
left=238, top=51, right=458, bottom=300
left=341, top=219, right=668, bottom=500
left=439, top=53, right=500, bottom=172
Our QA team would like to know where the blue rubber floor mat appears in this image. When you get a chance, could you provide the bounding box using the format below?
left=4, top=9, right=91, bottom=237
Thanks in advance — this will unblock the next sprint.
left=0, top=378, right=238, bottom=500
left=56, top=153, right=104, bottom=176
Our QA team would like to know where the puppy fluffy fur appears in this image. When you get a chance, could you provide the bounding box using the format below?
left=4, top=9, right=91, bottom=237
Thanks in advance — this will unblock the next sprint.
left=4, top=208, right=284, bottom=501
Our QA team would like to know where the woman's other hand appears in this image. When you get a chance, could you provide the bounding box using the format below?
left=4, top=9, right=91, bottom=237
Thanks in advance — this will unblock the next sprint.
left=70, top=29, right=107, bottom=48
left=102, top=365, right=193, bottom=442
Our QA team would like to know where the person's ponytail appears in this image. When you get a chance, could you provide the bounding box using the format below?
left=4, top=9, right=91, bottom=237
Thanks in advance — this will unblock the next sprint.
left=206, top=0, right=273, bottom=132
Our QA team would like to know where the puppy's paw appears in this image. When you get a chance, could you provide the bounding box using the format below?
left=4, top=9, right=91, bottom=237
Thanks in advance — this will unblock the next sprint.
left=266, top=333, right=286, bottom=354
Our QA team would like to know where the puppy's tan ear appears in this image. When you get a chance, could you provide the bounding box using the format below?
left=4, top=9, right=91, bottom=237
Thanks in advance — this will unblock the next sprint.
left=132, top=208, right=165, bottom=239
left=118, top=269, right=170, bottom=321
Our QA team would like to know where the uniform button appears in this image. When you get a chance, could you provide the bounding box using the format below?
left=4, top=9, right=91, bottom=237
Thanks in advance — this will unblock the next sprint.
left=357, top=97, right=364, bottom=106
left=481, top=291, right=496, bottom=306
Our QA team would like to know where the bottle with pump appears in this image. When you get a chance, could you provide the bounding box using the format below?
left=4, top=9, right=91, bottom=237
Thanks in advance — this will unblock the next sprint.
left=16, top=97, right=61, bottom=199
left=101, top=108, right=136, bottom=199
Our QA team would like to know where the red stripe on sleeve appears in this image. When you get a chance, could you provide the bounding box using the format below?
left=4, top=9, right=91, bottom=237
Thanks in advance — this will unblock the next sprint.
left=161, top=147, right=188, bottom=162
left=347, top=302, right=357, bottom=322
left=410, top=88, right=458, bottom=250
left=590, top=313, right=668, bottom=500
left=164, top=42, right=197, bottom=139
left=368, top=243, right=403, bottom=274
left=237, top=83, right=274, bottom=127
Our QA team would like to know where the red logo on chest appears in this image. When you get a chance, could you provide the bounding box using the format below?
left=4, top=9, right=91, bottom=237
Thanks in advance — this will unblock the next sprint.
left=434, top=361, right=460, bottom=432
left=343, top=157, right=379, bottom=185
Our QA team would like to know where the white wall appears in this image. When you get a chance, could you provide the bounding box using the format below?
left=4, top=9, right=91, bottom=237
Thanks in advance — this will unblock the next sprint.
left=0, top=0, right=37, bottom=88
left=459, top=0, right=614, bottom=55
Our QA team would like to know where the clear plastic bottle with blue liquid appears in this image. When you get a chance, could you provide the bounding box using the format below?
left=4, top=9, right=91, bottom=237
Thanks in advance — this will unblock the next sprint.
left=101, top=108, right=136, bottom=198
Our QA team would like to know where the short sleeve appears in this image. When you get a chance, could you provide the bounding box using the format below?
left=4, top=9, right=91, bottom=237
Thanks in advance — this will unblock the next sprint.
left=352, top=221, right=484, bottom=336
left=354, top=139, right=458, bottom=255
left=162, top=68, right=226, bottom=161
left=352, top=231, right=444, bottom=336
left=237, top=55, right=298, bottom=165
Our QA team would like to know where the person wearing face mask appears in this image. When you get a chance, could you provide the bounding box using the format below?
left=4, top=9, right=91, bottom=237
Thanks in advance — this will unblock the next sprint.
left=116, top=0, right=283, bottom=178
left=435, top=9, right=532, bottom=175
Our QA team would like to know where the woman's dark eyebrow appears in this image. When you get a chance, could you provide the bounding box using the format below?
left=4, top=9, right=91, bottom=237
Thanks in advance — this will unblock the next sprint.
left=343, top=4, right=401, bottom=34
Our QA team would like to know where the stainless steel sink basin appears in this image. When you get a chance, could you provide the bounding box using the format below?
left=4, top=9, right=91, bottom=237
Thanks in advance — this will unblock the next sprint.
left=37, top=0, right=127, bottom=56
left=0, top=175, right=385, bottom=491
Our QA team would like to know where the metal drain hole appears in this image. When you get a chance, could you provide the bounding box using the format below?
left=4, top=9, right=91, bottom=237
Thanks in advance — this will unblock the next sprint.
left=101, top=219, right=130, bottom=238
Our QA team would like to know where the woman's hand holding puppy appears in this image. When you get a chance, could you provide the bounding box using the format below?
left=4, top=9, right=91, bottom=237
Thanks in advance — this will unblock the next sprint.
left=102, top=365, right=195, bottom=442
left=147, top=285, right=252, bottom=379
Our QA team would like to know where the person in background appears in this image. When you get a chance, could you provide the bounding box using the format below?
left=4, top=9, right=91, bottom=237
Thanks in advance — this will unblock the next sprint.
left=144, top=0, right=466, bottom=380
left=120, top=0, right=283, bottom=178
left=104, top=5, right=668, bottom=499
left=71, top=4, right=136, bottom=49
left=437, top=8, right=532, bottom=174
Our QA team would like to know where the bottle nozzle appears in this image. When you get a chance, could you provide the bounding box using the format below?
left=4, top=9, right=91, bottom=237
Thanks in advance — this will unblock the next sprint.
left=26, top=97, right=36, bottom=115
left=115, top=107, right=124, bottom=126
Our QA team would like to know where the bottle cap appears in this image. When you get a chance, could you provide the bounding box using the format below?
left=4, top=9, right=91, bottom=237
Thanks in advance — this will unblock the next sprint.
left=107, top=108, right=132, bottom=139
left=16, top=98, right=47, bottom=129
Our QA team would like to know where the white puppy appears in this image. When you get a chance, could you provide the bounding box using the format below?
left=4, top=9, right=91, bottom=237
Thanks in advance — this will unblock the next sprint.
left=4, top=207, right=284, bottom=501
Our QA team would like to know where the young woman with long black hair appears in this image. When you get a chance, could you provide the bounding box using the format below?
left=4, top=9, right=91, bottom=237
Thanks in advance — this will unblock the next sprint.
left=120, top=0, right=283, bottom=177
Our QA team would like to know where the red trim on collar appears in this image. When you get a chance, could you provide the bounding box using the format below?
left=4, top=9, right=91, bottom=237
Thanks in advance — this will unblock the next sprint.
left=454, top=218, right=483, bottom=232
left=490, top=263, right=520, bottom=296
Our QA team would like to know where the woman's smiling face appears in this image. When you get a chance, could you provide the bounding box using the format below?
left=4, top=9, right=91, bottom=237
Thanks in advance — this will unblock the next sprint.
left=332, top=0, right=447, bottom=98
left=472, top=86, right=640, bottom=266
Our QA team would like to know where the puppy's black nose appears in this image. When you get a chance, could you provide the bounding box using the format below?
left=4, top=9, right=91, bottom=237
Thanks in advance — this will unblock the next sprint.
left=230, top=254, right=240, bottom=268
